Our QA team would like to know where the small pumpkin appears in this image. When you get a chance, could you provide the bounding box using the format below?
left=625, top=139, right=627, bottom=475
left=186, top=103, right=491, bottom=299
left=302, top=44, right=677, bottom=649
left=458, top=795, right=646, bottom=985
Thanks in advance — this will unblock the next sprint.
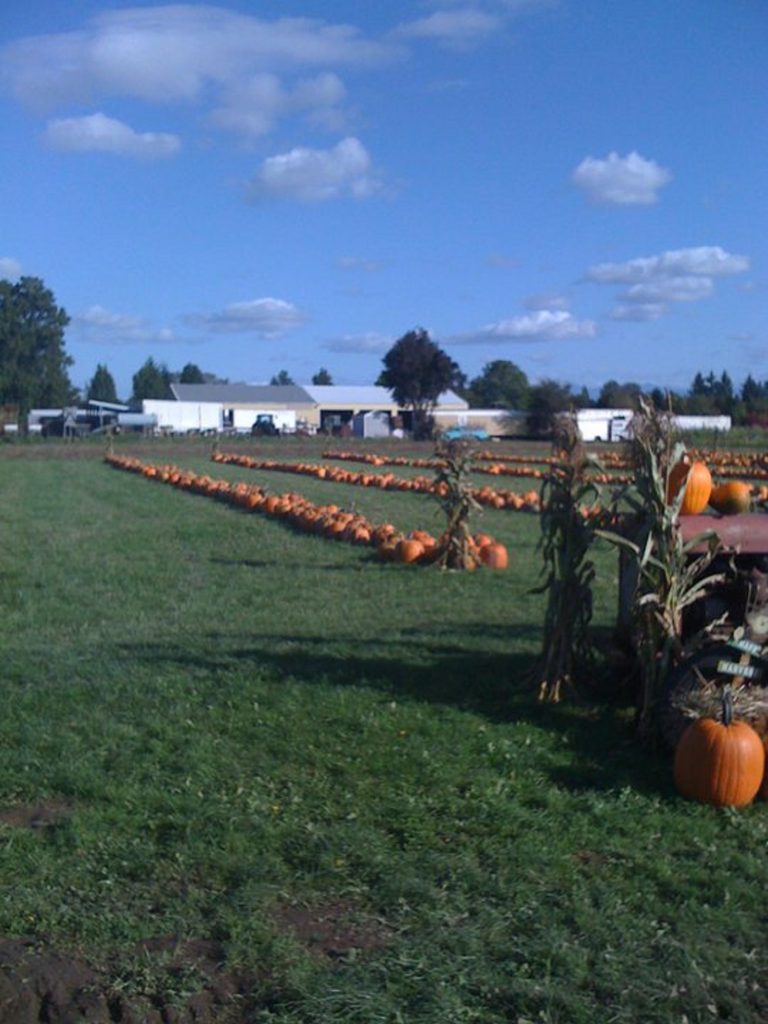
left=667, top=459, right=712, bottom=515
left=673, top=687, right=765, bottom=807
left=478, top=542, right=509, bottom=570
left=709, top=480, right=752, bottom=516
left=396, top=538, right=425, bottom=564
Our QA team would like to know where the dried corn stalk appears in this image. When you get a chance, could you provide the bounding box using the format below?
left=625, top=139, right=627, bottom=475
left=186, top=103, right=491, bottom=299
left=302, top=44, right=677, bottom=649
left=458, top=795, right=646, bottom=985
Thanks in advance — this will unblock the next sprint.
left=431, top=439, right=482, bottom=570
left=597, top=397, right=724, bottom=737
left=534, top=414, right=603, bottom=702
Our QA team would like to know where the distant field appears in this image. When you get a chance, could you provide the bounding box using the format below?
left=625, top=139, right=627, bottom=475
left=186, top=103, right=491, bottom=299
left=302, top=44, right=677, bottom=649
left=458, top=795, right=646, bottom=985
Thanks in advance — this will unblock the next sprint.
left=0, top=439, right=766, bottom=1023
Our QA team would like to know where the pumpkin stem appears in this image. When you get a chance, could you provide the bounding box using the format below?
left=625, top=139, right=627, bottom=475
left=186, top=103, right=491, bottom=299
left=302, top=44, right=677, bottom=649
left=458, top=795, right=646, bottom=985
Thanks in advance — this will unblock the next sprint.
left=721, top=684, right=734, bottom=727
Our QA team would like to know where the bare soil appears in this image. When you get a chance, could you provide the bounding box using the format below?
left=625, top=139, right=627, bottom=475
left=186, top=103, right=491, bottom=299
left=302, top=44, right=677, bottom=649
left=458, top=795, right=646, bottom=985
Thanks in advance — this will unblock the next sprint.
left=0, top=804, right=392, bottom=1021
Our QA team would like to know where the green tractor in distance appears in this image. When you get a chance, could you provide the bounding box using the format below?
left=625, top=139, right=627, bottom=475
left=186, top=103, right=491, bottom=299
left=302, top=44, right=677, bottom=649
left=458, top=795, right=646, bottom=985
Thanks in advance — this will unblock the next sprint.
left=251, top=413, right=280, bottom=437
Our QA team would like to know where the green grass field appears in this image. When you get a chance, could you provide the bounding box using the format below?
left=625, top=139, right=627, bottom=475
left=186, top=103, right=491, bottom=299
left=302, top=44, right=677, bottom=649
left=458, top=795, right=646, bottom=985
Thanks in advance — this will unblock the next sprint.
left=1, top=438, right=766, bottom=1022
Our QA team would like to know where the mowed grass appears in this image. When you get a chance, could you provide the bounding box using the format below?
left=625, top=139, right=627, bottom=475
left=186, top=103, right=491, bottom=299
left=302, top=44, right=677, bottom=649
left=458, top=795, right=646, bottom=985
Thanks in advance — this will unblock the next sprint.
left=1, top=442, right=767, bottom=1023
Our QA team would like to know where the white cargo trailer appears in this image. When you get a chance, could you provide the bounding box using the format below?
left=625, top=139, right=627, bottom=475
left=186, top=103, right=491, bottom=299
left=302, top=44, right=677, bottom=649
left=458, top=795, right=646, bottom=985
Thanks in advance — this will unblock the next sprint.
left=142, top=400, right=222, bottom=433
left=575, top=409, right=634, bottom=442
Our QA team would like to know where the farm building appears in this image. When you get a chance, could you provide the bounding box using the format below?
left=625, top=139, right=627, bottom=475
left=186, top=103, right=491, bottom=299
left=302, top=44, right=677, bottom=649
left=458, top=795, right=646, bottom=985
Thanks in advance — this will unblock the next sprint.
left=27, top=400, right=149, bottom=436
left=301, top=385, right=467, bottom=433
left=168, top=383, right=308, bottom=433
left=165, top=383, right=469, bottom=435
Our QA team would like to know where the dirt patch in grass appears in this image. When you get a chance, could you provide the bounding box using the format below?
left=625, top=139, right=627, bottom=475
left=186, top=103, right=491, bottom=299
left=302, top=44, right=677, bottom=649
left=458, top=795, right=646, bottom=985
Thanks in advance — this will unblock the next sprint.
left=572, top=848, right=611, bottom=869
left=0, top=935, right=262, bottom=1023
left=271, top=900, right=393, bottom=961
left=0, top=799, right=74, bottom=834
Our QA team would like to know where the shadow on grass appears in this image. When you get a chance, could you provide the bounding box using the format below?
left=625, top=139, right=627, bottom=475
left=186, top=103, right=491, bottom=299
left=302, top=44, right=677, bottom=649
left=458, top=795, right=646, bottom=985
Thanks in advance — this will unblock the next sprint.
left=116, top=625, right=663, bottom=797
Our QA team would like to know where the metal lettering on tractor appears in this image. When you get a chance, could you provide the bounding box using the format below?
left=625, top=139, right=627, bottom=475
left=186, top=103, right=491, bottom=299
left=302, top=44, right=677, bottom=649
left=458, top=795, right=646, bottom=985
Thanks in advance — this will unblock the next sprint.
left=716, top=660, right=763, bottom=680
left=728, top=638, right=767, bottom=658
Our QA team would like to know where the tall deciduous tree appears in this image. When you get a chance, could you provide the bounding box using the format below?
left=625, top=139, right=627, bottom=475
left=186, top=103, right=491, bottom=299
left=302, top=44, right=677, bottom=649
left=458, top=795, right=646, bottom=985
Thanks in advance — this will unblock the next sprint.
left=526, top=379, right=581, bottom=437
left=131, top=357, right=172, bottom=402
left=376, top=328, right=462, bottom=438
left=0, top=276, right=73, bottom=425
left=596, top=379, right=642, bottom=409
left=466, top=360, right=529, bottom=409
left=86, top=363, right=119, bottom=403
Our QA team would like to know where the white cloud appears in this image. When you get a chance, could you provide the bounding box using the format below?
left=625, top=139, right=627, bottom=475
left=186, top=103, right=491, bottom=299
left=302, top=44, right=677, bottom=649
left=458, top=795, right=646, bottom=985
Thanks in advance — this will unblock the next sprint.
left=74, top=305, right=176, bottom=343
left=3, top=8, right=396, bottom=110
left=0, top=257, right=22, bottom=279
left=184, top=298, right=306, bottom=337
left=247, top=137, right=384, bottom=202
left=587, top=245, right=750, bottom=322
left=44, top=112, right=180, bottom=158
left=453, top=309, right=597, bottom=344
left=323, top=332, right=393, bottom=353
left=609, top=303, right=667, bottom=322
left=571, top=151, right=671, bottom=205
left=586, top=246, right=749, bottom=284
left=396, top=9, right=501, bottom=47
left=209, top=71, right=347, bottom=142
left=623, top=276, right=714, bottom=304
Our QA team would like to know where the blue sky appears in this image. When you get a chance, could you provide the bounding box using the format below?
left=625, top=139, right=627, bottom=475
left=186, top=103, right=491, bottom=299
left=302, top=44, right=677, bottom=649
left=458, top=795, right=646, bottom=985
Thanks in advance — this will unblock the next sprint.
left=1, top=0, right=765, bottom=400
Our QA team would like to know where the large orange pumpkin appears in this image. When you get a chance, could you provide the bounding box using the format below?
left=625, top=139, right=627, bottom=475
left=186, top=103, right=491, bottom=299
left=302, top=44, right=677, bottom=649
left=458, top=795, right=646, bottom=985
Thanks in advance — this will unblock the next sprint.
left=709, top=480, right=752, bottom=516
left=667, top=459, right=712, bottom=515
left=673, top=689, right=765, bottom=807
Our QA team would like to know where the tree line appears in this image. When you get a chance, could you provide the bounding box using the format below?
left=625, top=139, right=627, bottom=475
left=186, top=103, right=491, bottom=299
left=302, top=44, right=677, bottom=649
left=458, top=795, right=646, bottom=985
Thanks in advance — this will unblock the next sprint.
left=1, top=275, right=764, bottom=433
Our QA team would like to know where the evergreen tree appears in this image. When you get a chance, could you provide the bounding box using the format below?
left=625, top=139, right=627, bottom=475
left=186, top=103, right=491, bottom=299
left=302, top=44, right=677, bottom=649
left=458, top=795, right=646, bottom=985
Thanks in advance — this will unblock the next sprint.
left=311, top=368, right=333, bottom=385
left=0, top=276, right=74, bottom=425
left=741, top=373, right=763, bottom=404
left=86, top=363, right=118, bottom=403
left=270, top=369, right=295, bottom=386
left=131, top=357, right=172, bottom=402
left=179, top=362, right=205, bottom=384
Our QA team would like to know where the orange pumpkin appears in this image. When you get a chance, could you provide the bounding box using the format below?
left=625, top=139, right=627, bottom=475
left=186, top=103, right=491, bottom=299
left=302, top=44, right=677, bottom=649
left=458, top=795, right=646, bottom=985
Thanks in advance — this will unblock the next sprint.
left=673, top=688, right=765, bottom=807
left=760, top=736, right=768, bottom=801
left=667, top=459, right=712, bottom=514
left=709, top=480, right=751, bottom=516
left=396, top=538, right=425, bottom=564
left=478, top=542, right=509, bottom=570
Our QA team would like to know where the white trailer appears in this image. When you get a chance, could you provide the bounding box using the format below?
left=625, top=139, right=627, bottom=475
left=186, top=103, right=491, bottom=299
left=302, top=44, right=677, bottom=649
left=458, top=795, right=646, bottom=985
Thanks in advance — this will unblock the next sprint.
left=143, top=400, right=222, bottom=433
left=575, top=408, right=634, bottom=442
left=673, top=415, right=731, bottom=433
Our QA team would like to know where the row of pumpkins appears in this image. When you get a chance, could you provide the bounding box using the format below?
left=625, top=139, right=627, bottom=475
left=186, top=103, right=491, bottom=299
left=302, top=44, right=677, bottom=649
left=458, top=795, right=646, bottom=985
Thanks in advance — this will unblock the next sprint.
left=212, top=450, right=542, bottom=514
left=668, top=459, right=752, bottom=516
left=105, top=453, right=509, bottom=570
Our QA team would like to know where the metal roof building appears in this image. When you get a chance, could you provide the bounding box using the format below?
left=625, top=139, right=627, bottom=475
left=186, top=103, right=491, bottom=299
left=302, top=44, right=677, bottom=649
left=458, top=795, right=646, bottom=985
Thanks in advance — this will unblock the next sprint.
left=170, top=383, right=313, bottom=406
left=166, top=383, right=468, bottom=433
